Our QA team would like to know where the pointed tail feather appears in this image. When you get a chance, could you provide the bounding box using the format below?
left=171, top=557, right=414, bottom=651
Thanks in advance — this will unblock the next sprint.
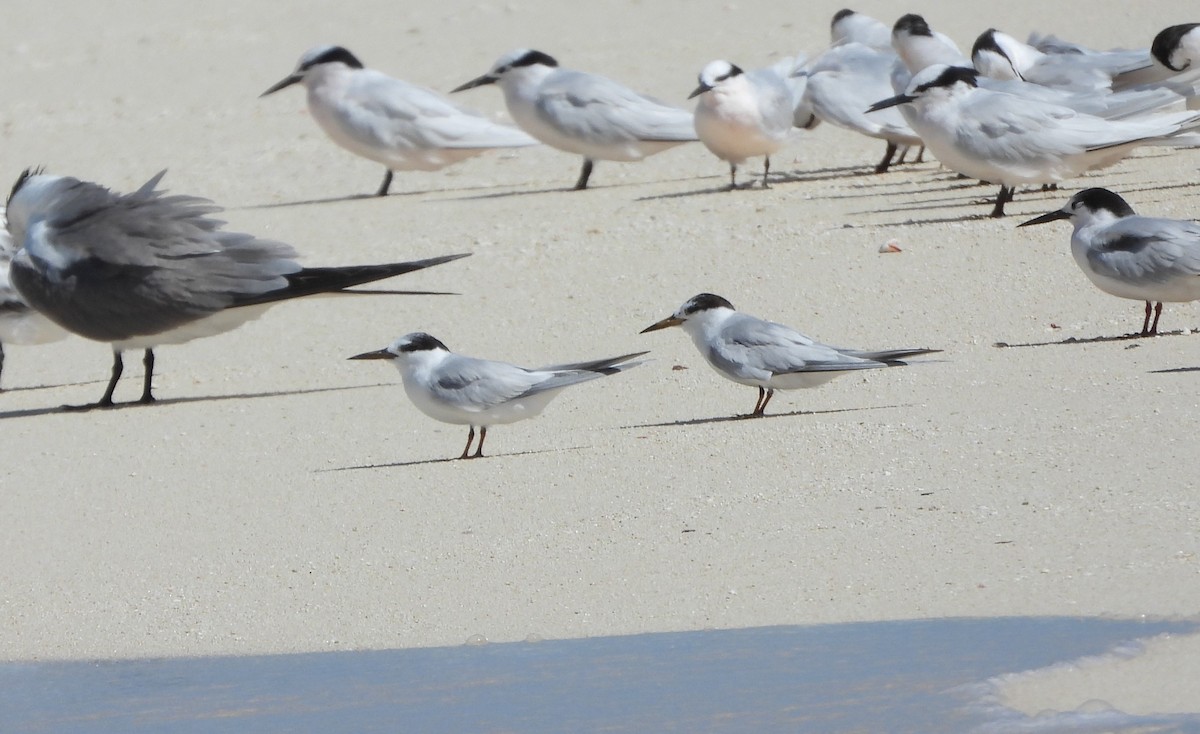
left=538, top=351, right=650, bottom=373
left=233, top=253, right=470, bottom=307
left=841, top=347, right=942, bottom=365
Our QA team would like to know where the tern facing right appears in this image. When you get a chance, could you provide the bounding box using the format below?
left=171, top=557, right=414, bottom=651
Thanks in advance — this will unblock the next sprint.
left=452, top=49, right=698, bottom=190
left=1019, top=188, right=1200, bottom=336
left=5, top=169, right=469, bottom=408
left=690, top=60, right=796, bottom=189
left=869, top=64, right=1200, bottom=217
left=641, top=293, right=939, bottom=417
left=261, top=45, right=539, bottom=197
left=350, top=332, right=647, bottom=459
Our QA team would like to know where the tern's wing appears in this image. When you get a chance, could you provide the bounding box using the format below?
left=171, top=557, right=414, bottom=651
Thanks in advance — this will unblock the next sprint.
left=748, top=69, right=799, bottom=131
left=713, top=315, right=885, bottom=377
left=807, top=66, right=919, bottom=142
left=349, top=71, right=538, bottom=150
left=536, top=70, right=698, bottom=143
left=8, top=172, right=300, bottom=342
left=428, top=355, right=547, bottom=410
left=1085, top=217, right=1200, bottom=285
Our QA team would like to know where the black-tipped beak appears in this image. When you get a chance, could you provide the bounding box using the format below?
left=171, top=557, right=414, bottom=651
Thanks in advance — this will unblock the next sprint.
left=640, top=316, right=684, bottom=334
left=349, top=348, right=395, bottom=361
left=1017, top=209, right=1071, bottom=227
left=688, top=82, right=712, bottom=100
left=260, top=73, right=303, bottom=97
left=867, top=94, right=914, bottom=113
left=451, top=74, right=498, bottom=93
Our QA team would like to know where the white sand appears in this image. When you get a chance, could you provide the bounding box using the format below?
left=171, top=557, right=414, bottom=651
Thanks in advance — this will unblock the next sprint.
left=2, top=0, right=1199, bottom=718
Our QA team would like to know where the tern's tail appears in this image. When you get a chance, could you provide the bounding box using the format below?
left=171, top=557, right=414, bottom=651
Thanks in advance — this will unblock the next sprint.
left=233, top=253, right=471, bottom=307
left=539, top=351, right=650, bottom=373
left=841, top=347, right=942, bottom=365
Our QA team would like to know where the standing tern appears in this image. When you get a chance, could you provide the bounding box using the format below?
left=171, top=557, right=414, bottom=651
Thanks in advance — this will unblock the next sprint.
left=689, top=60, right=795, bottom=188
left=260, top=45, right=539, bottom=197
left=1019, top=188, right=1200, bottom=336
left=641, top=293, right=938, bottom=417
left=800, top=42, right=923, bottom=173
left=868, top=65, right=1200, bottom=216
left=350, top=332, right=646, bottom=459
left=0, top=210, right=67, bottom=389
left=451, top=49, right=698, bottom=189
left=5, top=169, right=469, bottom=408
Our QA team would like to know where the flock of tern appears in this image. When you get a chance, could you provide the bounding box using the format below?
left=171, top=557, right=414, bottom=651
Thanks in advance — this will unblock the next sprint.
left=2, top=10, right=1199, bottom=460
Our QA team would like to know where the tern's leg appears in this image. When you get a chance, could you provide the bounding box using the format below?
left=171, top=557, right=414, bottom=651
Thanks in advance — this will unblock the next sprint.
left=752, top=388, right=775, bottom=417
left=139, top=349, right=156, bottom=404
left=1149, top=302, right=1163, bottom=335
left=471, top=427, right=487, bottom=459
left=761, top=156, right=772, bottom=188
left=574, top=159, right=595, bottom=190
left=875, top=142, right=898, bottom=174
left=727, top=163, right=738, bottom=190
left=459, top=426, right=476, bottom=460
left=375, top=170, right=393, bottom=197
left=990, top=185, right=1013, bottom=218
left=895, top=144, right=908, bottom=165
left=99, top=351, right=124, bottom=407
left=914, top=146, right=925, bottom=163
left=751, top=386, right=766, bottom=415
left=1141, top=301, right=1153, bottom=335
left=0, top=342, right=5, bottom=391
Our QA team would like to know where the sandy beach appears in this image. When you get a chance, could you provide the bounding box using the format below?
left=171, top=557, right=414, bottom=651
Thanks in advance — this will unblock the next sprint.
left=2, top=0, right=1198, bottom=723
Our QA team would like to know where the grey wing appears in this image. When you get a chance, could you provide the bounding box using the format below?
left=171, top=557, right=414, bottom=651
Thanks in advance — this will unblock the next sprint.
left=431, top=355, right=546, bottom=409
left=749, top=69, right=799, bottom=131
left=352, top=72, right=537, bottom=150
left=716, top=316, right=883, bottom=376
left=537, top=71, right=697, bottom=142
left=10, top=173, right=299, bottom=342
left=1086, top=217, right=1200, bottom=285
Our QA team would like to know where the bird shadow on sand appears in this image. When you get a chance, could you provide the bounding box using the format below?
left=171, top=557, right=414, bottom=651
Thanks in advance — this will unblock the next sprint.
left=237, top=179, right=551, bottom=210
left=1149, top=366, right=1200, bottom=374
left=624, top=403, right=907, bottom=429
left=1, top=378, right=108, bottom=394
left=0, top=382, right=382, bottom=420
left=324, top=445, right=588, bottom=472
left=993, top=330, right=1193, bottom=348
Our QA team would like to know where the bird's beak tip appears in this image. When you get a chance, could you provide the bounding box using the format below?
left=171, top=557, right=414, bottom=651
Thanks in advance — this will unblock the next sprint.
left=1017, top=210, right=1069, bottom=228
left=260, top=74, right=302, bottom=98
left=640, top=316, right=682, bottom=334
left=866, top=95, right=911, bottom=113
left=349, top=349, right=394, bottom=361
left=451, top=75, right=496, bottom=93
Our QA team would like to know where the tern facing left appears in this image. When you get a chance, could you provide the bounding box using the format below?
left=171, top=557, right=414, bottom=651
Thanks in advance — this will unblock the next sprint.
left=869, top=65, right=1200, bottom=217
left=1019, top=188, right=1200, bottom=336
left=5, top=169, right=469, bottom=408
left=350, top=333, right=647, bottom=459
left=452, top=49, right=698, bottom=190
left=261, top=45, right=539, bottom=197
left=641, top=293, right=939, bottom=417
left=690, top=60, right=795, bottom=189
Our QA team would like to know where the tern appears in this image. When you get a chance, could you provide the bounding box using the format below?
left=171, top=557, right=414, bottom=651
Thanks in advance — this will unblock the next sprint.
left=350, top=332, right=646, bottom=459
left=261, top=45, right=539, bottom=196
left=1019, top=188, right=1200, bottom=336
left=5, top=169, right=469, bottom=408
left=868, top=64, right=1200, bottom=216
left=452, top=49, right=698, bottom=189
left=641, top=293, right=938, bottom=417
left=689, top=60, right=796, bottom=188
